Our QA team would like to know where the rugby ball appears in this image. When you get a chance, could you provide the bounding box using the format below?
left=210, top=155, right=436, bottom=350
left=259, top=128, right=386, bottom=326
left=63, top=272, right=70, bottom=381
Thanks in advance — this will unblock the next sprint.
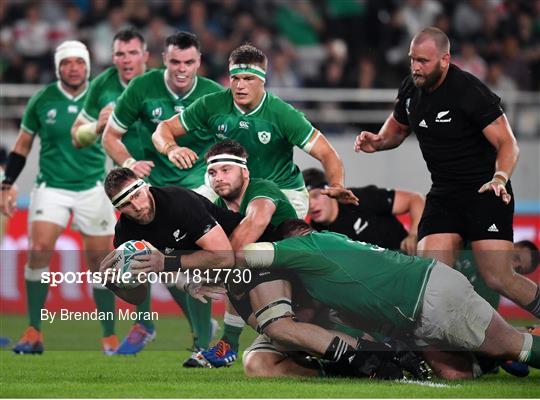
left=111, top=240, right=151, bottom=289
left=75, top=122, right=98, bottom=147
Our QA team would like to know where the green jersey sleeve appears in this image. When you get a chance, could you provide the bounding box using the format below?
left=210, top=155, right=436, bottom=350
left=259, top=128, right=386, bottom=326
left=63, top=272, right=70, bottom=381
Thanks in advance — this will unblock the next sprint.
left=80, top=79, right=103, bottom=122
left=110, top=77, right=143, bottom=133
left=178, top=94, right=211, bottom=132
left=20, top=89, right=44, bottom=135
left=275, top=101, right=317, bottom=152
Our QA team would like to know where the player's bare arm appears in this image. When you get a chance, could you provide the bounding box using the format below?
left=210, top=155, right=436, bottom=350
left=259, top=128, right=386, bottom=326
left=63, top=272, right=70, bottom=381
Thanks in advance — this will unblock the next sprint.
left=229, top=198, right=276, bottom=250
left=392, top=190, right=426, bottom=255
left=152, top=114, right=198, bottom=169
left=309, top=134, right=359, bottom=205
left=1, top=130, right=34, bottom=216
left=103, top=122, right=155, bottom=178
left=478, top=114, right=519, bottom=205
left=354, top=114, right=410, bottom=153
left=71, top=105, right=114, bottom=148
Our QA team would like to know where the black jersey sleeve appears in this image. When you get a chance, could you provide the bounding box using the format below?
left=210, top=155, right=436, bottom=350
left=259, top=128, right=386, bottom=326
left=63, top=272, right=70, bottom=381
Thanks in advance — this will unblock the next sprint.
left=170, top=189, right=218, bottom=243
left=353, top=186, right=395, bottom=215
left=461, top=75, right=504, bottom=130
left=392, top=76, right=413, bottom=126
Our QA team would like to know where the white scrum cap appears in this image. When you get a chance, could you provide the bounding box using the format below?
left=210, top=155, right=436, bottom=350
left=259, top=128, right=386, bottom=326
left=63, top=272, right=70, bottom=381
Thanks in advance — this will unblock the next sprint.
left=54, top=40, right=90, bottom=79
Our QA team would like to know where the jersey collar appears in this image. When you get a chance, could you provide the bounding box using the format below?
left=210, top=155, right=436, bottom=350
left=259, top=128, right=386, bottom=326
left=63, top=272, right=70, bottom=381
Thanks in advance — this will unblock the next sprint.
left=233, top=91, right=267, bottom=116
left=56, top=81, right=89, bottom=101
left=163, top=70, right=198, bottom=101
left=118, top=71, right=129, bottom=89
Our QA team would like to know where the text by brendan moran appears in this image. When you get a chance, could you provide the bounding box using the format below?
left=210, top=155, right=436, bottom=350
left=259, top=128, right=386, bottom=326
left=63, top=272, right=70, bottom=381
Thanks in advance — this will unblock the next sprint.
left=41, top=309, right=158, bottom=324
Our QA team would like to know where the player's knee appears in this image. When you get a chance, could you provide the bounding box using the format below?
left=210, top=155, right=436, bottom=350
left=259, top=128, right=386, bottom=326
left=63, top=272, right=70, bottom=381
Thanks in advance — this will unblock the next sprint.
left=243, top=352, right=279, bottom=377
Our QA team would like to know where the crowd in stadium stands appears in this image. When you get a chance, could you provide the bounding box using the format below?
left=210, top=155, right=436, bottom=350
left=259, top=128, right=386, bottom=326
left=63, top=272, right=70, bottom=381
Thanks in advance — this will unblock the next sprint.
left=1, top=0, right=539, bottom=91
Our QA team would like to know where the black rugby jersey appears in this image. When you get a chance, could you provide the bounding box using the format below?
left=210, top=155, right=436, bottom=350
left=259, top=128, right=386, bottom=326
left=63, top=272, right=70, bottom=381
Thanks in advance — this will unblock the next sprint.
left=310, top=186, right=408, bottom=250
left=393, top=64, right=504, bottom=194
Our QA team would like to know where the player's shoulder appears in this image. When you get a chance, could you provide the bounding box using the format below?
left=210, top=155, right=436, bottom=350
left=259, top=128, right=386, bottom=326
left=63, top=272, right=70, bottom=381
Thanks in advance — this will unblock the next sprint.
left=128, top=68, right=163, bottom=88
left=265, top=91, right=305, bottom=122
left=248, top=178, right=282, bottom=196
left=196, top=75, right=224, bottom=92
left=196, top=88, right=231, bottom=108
left=30, top=82, right=59, bottom=102
left=92, top=66, right=117, bottom=83
left=397, top=74, right=415, bottom=95
left=447, top=64, right=491, bottom=93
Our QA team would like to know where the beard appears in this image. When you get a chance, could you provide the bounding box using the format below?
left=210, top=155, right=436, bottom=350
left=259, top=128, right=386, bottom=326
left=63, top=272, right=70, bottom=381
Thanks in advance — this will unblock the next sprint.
left=60, top=76, right=85, bottom=91
left=411, top=62, right=443, bottom=91
left=219, top=184, right=243, bottom=202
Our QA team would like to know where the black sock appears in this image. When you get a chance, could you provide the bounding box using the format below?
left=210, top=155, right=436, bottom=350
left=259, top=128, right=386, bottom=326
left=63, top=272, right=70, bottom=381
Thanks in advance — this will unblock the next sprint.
left=524, top=287, right=540, bottom=318
left=323, top=336, right=355, bottom=362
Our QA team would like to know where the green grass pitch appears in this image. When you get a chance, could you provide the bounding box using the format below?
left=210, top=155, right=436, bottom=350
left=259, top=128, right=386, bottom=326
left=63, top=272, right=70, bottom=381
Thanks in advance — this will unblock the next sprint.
left=1, top=314, right=539, bottom=398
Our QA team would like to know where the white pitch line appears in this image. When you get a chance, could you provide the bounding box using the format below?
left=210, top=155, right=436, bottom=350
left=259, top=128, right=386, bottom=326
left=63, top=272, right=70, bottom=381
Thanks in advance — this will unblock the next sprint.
left=398, top=379, right=458, bottom=388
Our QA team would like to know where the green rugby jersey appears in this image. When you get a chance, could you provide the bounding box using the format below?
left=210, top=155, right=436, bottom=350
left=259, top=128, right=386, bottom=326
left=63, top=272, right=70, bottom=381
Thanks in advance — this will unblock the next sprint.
left=110, top=69, right=222, bottom=188
left=21, top=82, right=105, bottom=191
left=80, top=67, right=144, bottom=160
left=454, top=245, right=500, bottom=308
left=180, top=89, right=319, bottom=190
left=215, top=178, right=297, bottom=227
left=268, top=231, right=435, bottom=331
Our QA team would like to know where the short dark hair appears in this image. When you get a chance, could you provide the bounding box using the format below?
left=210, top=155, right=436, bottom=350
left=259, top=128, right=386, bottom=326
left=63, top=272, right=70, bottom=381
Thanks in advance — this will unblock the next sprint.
left=515, top=240, right=540, bottom=274
left=205, top=140, right=248, bottom=163
left=279, top=219, right=314, bottom=238
left=113, top=28, right=145, bottom=47
left=302, top=168, right=328, bottom=191
left=104, top=168, right=138, bottom=199
left=229, top=44, right=267, bottom=70
left=165, top=31, right=201, bottom=52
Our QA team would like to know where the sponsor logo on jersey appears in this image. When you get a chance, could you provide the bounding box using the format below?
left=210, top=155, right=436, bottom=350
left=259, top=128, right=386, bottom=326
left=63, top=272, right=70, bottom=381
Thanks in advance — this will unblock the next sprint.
left=353, top=217, right=368, bottom=235
left=405, top=98, right=411, bottom=115
left=68, top=105, right=78, bottom=113
left=435, top=110, right=451, bottom=123
left=419, top=119, right=428, bottom=128
left=174, top=105, right=184, bottom=113
left=258, top=131, right=271, bottom=144
left=218, top=124, right=228, bottom=133
left=165, top=247, right=174, bottom=255
left=100, top=219, right=109, bottom=230
left=239, top=121, right=250, bottom=129
left=46, top=109, right=57, bottom=124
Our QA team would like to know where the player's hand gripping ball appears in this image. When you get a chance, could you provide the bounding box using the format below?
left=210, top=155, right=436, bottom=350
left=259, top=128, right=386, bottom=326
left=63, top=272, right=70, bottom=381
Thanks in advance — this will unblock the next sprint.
left=111, top=240, right=151, bottom=289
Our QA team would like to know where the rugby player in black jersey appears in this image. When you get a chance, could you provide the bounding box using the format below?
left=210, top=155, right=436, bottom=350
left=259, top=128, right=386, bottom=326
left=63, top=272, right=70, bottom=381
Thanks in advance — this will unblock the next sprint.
left=354, top=26, right=540, bottom=319
left=99, top=167, right=396, bottom=377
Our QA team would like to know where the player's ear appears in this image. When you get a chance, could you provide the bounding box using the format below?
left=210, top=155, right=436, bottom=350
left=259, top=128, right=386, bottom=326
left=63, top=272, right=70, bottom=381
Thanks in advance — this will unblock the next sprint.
left=441, top=52, right=450, bottom=68
left=243, top=168, right=250, bottom=180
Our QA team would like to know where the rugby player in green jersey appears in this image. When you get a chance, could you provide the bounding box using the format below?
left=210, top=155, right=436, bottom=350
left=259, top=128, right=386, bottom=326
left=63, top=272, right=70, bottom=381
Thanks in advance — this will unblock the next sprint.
left=101, top=32, right=222, bottom=365
left=198, top=140, right=299, bottom=367
left=239, top=220, right=540, bottom=376
left=0, top=41, right=117, bottom=355
left=152, top=44, right=359, bottom=219
left=70, top=29, right=153, bottom=355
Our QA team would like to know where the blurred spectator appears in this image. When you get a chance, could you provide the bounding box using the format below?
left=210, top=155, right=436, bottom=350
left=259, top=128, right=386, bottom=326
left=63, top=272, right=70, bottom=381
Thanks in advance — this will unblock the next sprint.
left=485, top=59, right=518, bottom=93
left=91, top=6, right=129, bottom=72
left=453, top=41, right=487, bottom=80
left=79, top=0, right=110, bottom=29
left=143, top=16, right=175, bottom=68
left=266, top=47, right=301, bottom=88
left=501, top=35, right=531, bottom=89
left=452, top=0, right=486, bottom=38
left=400, top=0, right=443, bottom=39
left=354, top=56, right=382, bottom=89
left=48, top=4, right=82, bottom=47
left=124, top=0, right=151, bottom=29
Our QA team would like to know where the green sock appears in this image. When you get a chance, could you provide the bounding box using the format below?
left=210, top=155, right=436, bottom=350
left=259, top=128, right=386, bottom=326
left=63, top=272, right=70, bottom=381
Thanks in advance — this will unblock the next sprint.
left=525, top=334, right=540, bottom=368
left=222, top=311, right=245, bottom=352
left=166, top=285, right=195, bottom=343
left=187, top=296, right=212, bottom=349
left=136, top=284, right=154, bottom=332
left=92, top=287, right=116, bottom=337
left=26, top=278, right=49, bottom=331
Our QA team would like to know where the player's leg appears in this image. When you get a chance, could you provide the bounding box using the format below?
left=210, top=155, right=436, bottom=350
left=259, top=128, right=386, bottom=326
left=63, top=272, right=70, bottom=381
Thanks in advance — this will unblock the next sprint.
left=14, top=186, right=71, bottom=354
left=243, top=335, right=319, bottom=377
left=74, top=184, right=124, bottom=354
left=416, top=192, right=464, bottom=265
left=81, top=233, right=118, bottom=354
left=281, top=187, right=309, bottom=219
left=472, top=239, right=540, bottom=318
left=416, top=262, right=540, bottom=369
